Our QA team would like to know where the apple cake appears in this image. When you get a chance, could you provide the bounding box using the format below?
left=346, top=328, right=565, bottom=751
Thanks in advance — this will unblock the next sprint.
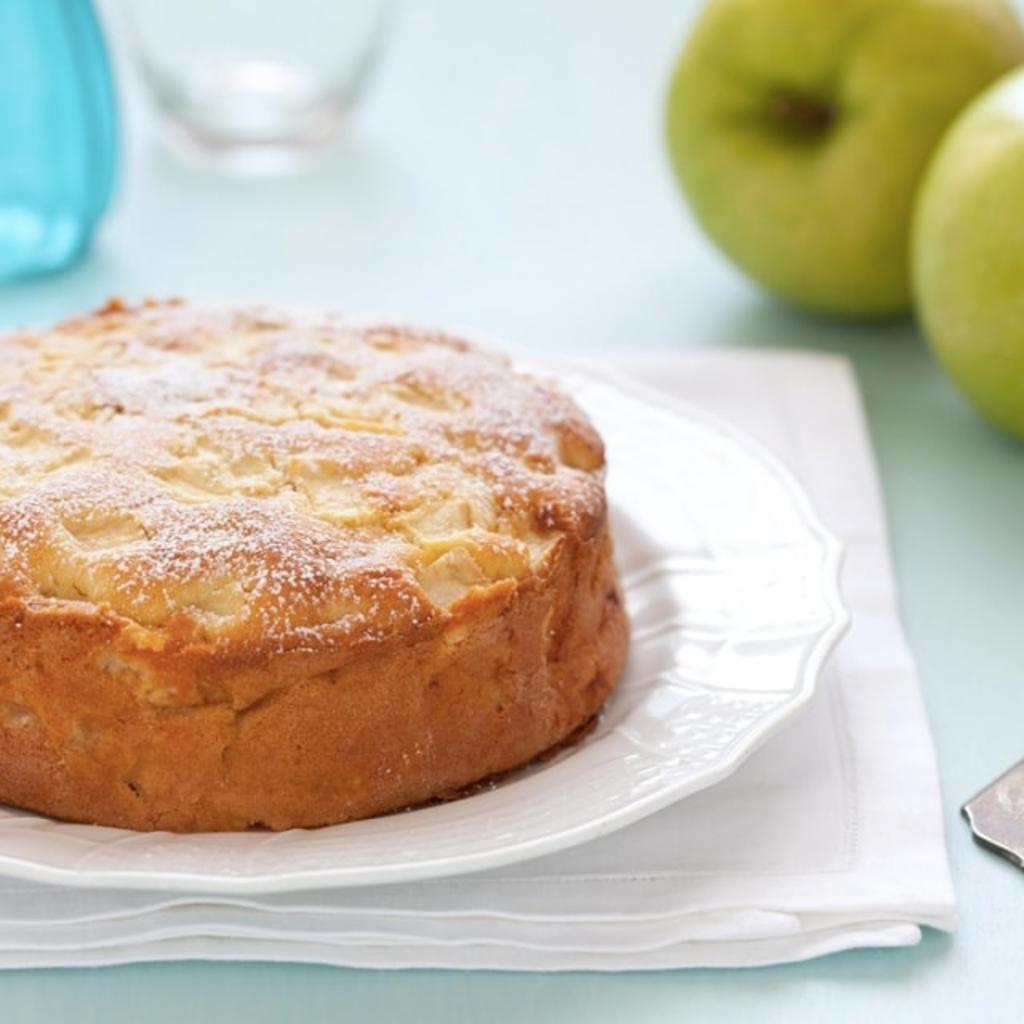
left=0, top=300, right=627, bottom=832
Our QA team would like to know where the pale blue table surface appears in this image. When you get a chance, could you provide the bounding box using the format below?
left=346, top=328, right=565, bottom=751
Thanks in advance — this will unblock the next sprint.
left=2, top=1, right=1023, bottom=1020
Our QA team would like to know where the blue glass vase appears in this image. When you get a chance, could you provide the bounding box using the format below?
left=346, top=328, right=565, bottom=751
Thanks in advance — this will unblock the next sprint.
left=0, top=0, right=118, bottom=281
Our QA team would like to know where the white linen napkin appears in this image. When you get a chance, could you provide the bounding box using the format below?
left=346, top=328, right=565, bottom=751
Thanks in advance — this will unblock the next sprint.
left=0, top=350, right=955, bottom=970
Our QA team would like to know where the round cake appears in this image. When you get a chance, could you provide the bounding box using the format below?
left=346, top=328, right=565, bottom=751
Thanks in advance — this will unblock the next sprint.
left=0, top=300, right=628, bottom=832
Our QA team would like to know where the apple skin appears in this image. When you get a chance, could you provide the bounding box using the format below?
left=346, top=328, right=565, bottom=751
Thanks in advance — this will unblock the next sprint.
left=913, top=69, right=1024, bottom=440
left=665, top=0, right=1024, bottom=318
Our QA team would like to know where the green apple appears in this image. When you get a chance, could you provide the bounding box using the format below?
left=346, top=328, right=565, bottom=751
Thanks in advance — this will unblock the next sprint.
left=913, top=69, right=1024, bottom=440
left=665, top=0, right=1024, bottom=318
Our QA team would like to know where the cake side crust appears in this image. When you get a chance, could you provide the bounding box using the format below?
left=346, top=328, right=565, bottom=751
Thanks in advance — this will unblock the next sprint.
left=0, top=525, right=626, bottom=831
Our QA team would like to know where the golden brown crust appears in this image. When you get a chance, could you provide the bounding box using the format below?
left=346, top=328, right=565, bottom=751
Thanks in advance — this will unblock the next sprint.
left=0, top=301, right=627, bottom=831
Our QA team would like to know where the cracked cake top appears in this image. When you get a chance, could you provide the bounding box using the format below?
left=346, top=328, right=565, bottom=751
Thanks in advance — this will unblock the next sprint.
left=0, top=300, right=607, bottom=660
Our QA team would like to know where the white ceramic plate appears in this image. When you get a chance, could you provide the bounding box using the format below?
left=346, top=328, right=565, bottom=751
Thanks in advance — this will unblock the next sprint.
left=0, top=365, right=847, bottom=893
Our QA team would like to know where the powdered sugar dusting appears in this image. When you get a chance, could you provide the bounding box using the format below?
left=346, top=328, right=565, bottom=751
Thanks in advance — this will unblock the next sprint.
left=0, top=301, right=607, bottom=655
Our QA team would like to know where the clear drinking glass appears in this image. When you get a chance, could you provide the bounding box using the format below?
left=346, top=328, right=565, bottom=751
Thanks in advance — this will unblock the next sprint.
left=121, top=0, right=391, bottom=173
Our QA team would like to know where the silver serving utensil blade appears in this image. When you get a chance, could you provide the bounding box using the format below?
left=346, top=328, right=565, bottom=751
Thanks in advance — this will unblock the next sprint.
left=963, top=759, right=1024, bottom=869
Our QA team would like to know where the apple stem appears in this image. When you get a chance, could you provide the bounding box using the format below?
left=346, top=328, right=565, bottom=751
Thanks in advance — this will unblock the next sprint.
left=768, top=93, right=834, bottom=136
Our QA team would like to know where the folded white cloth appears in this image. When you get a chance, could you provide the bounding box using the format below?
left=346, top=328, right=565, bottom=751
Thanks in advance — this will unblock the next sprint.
left=0, top=351, right=955, bottom=970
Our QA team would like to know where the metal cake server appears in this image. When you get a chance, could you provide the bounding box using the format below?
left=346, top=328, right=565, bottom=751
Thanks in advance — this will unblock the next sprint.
left=963, top=759, right=1024, bottom=868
